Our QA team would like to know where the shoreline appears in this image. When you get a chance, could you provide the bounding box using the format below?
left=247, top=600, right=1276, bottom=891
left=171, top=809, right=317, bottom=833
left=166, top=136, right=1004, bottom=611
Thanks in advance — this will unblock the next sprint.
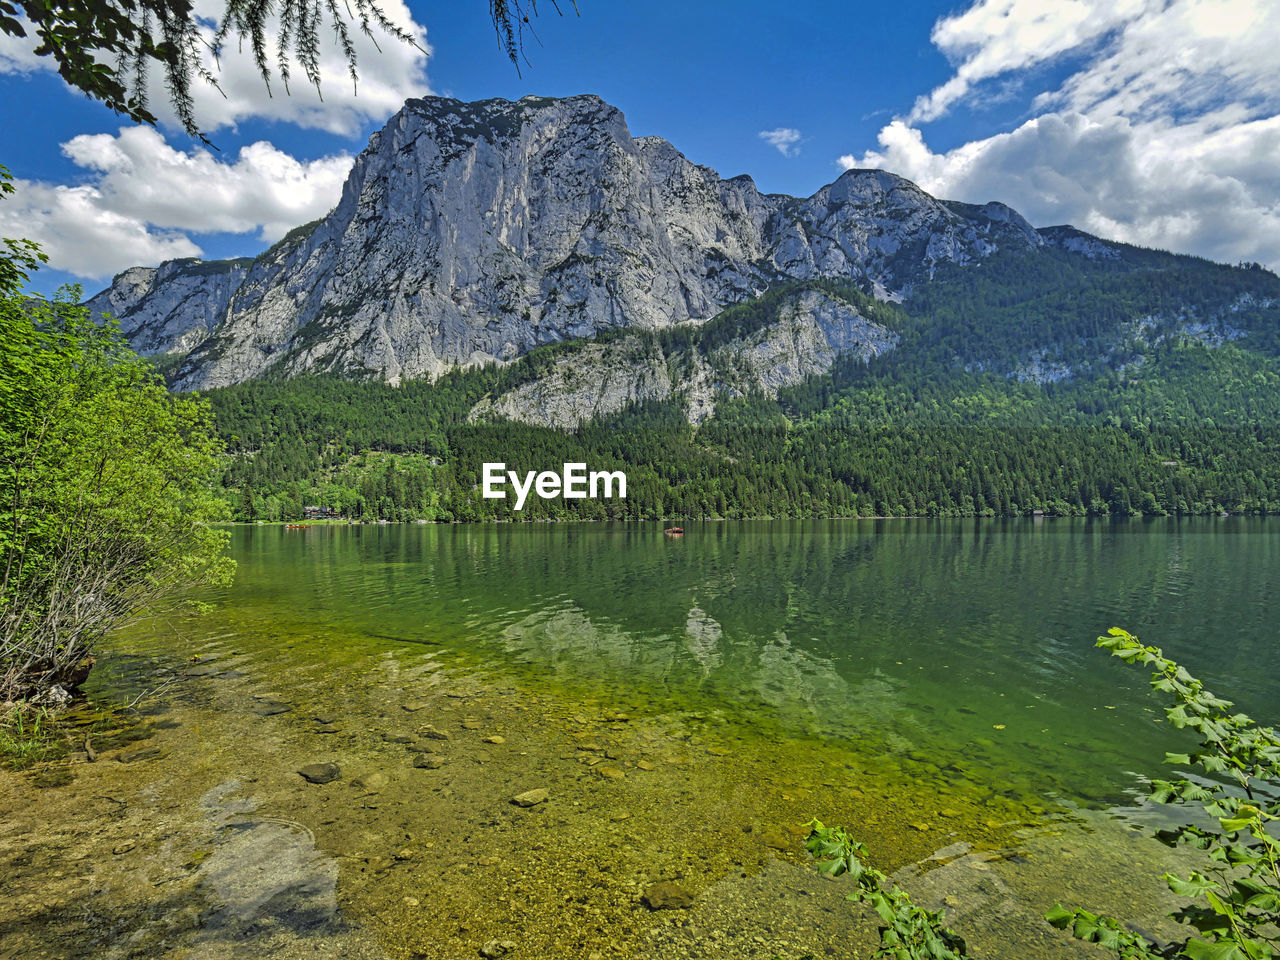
left=0, top=626, right=1196, bottom=960
left=223, top=512, right=1255, bottom=527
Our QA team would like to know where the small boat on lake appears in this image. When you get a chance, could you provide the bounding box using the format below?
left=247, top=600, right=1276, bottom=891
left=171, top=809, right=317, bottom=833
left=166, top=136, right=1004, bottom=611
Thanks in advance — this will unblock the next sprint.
left=663, top=527, right=684, bottom=536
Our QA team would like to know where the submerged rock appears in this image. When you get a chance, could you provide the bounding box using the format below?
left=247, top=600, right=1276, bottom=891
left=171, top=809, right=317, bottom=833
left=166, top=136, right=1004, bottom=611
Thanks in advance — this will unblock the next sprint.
left=511, top=788, right=549, bottom=808
left=298, top=763, right=341, bottom=784
left=641, top=881, right=695, bottom=910
left=479, top=940, right=516, bottom=958
left=118, top=747, right=165, bottom=764
left=251, top=701, right=292, bottom=717
left=352, top=772, right=388, bottom=793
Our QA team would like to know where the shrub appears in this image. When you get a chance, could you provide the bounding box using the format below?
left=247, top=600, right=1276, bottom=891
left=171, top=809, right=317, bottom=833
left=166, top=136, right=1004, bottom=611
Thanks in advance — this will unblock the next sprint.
left=0, top=284, right=234, bottom=701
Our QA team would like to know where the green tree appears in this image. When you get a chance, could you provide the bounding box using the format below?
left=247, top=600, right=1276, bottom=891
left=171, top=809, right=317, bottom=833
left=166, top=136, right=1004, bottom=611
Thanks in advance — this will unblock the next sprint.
left=0, top=0, right=573, bottom=140
left=0, top=274, right=234, bottom=702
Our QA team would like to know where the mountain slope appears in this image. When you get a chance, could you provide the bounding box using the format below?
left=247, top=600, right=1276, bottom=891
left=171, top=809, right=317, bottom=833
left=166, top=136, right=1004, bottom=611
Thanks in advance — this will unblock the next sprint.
left=201, top=243, right=1280, bottom=522
left=87, top=94, right=1041, bottom=390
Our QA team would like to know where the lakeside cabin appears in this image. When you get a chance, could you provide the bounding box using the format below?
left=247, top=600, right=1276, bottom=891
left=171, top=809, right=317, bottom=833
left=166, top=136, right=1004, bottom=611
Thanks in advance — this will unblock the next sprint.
left=302, top=505, right=341, bottom=521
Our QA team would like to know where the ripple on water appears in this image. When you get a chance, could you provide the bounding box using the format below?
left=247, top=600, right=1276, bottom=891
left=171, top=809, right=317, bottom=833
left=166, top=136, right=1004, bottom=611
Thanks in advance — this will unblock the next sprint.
left=7, top=519, right=1268, bottom=958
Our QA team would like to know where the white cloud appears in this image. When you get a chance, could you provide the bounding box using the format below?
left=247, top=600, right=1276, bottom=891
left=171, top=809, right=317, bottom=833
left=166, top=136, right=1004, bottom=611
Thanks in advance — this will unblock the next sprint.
left=843, top=0, right=1280, bottom=269
left=0, top=127, right=354, bottom=280
left=0, top=180, right=202, bottom=282
left=759, top=128, right=803, bottom=157
left=912, top=0, right=1152, bottom=123
left=1043, top=0, right=1278, bottom=121
left=0, top=0, right=430, bottom=135
left=61, top=126, right=353, bottom=238
left=0, top=17, right=54, bottom=75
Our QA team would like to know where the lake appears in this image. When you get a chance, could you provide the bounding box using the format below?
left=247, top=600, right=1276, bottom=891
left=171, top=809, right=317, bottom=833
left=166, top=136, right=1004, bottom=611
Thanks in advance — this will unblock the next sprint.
left=3, top=518, right=1273, bottom=958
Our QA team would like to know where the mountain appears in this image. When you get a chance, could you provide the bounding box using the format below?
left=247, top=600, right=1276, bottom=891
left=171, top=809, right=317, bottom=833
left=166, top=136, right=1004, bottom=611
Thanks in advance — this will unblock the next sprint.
left=85, top=94, right=1280, bottom=521
left=87, top=94, right=1041, bottom=391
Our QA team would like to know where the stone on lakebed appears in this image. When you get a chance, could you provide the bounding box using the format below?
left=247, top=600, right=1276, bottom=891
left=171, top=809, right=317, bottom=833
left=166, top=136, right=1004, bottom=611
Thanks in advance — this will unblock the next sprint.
left=298, top=762, right=341, bottom=784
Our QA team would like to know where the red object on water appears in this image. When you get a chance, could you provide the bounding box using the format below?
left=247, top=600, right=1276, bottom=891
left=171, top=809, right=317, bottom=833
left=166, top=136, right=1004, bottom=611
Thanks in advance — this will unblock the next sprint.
left=664, top=527, right=684, bottom=536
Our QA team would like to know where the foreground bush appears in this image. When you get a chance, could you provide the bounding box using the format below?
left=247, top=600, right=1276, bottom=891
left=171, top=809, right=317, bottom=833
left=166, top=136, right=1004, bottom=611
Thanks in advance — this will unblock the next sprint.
left=0, top=276, right=234, bottom=702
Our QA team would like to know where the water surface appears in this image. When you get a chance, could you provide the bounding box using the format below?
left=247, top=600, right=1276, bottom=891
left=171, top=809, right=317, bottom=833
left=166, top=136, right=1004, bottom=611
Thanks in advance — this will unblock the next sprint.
left=4, top=517, right=1273, bottom=959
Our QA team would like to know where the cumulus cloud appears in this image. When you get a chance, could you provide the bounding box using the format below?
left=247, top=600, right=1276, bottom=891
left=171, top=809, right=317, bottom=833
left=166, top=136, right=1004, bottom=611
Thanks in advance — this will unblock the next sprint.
left=0, top=181, right=202, bottom=282
left=843, top=0, right=1280, bottom=269
left=759, top=128, right=803, bottom=157
left=0, top=18, right=52, bottom=75
left=910, top=0, right=1151, bottom=123
left=0, top=127, right=353, bottom=280
left=0, top=0, right=430, bottom=135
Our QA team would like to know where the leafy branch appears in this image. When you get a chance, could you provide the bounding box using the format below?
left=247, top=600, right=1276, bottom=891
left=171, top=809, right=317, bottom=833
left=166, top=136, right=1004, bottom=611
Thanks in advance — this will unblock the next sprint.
left=1048, top=628, right=1280, bottom=960
left=803, top=628, right=1280, bottom=959
left=805, top=819, right=969, bottom=959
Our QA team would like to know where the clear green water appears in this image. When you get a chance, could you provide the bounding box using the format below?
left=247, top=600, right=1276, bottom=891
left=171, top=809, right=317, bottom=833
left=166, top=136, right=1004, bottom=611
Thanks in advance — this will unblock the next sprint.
left=206, top=517, right=1279, bottom=809
left=11, top=517, right=1272, bottom=959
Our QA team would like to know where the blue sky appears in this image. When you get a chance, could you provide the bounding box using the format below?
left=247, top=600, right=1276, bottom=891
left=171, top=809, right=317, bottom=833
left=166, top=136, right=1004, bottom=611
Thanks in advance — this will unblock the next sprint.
left=1, top=0, right=1278, bottom=296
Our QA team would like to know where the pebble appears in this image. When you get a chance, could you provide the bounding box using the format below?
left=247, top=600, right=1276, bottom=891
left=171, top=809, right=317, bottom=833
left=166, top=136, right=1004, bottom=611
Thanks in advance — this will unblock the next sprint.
left=598, top=767, right=626, bottom=780
left=413, top=756, right=445, bottom=770
left=479, top=940, right=516, bottom=958
left=641, top=881, right=695, bottom=910
left=251, top=701, right=292, bottom=717
left=483, top=736, right=506, bottom=744
left=422, top=726, right=451, bottom=741
left=353, top=772, right=388, bottom=793
left=118, top=747, right=165, bottom=764
left=298, top=762, right=341, bottom=784
left=511, top=788, right=549, bottom=807
left=760, top=829, right=791, bottom=851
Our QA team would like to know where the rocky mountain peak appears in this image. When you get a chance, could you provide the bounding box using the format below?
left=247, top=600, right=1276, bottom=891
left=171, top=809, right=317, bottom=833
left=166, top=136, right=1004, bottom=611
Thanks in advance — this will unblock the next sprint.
left=87, top=94, right=1053, bottom=391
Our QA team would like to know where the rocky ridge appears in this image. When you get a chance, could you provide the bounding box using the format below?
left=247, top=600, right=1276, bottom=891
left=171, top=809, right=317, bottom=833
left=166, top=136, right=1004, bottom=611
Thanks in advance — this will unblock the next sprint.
left=87, top=94, right=1041, bottom=391
left=468, top=288, right=898, bottom=427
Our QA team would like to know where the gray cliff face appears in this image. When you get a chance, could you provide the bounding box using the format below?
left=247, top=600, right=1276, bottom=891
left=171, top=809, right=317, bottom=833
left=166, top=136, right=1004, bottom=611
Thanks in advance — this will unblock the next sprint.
left=87, top=94, right=1041, bottom=391
left=468, top=289, right=898, bottom=428
left=87, top=259, right=250, bottom=357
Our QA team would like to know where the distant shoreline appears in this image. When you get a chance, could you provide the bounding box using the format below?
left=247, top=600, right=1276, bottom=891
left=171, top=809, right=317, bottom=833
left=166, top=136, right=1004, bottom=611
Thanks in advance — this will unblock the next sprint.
left=220, top=513, right=1254, bottom=527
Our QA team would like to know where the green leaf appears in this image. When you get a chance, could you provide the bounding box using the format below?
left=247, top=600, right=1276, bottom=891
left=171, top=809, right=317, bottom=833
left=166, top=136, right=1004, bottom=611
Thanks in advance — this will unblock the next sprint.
left=1166, top=873, right=1223, bottom=898
left=1219, top=816, right=1256, bottom=833
left=1184, top=939, right=1253, bottom=960
left=1044, top=904, right=1075, bottom=928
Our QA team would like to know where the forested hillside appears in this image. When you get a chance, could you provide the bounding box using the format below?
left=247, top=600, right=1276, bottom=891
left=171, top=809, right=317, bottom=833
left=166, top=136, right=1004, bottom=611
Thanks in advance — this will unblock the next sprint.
left=201, top=243, right=1280, bottom=522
